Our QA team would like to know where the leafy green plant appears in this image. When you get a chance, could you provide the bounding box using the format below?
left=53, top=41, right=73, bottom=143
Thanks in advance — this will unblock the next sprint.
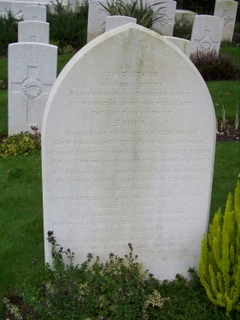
left=15, top=231, right=169, bottom=319
left=0, top=11, right=20, bottom=55
left=198, top=177, right=240, bottom=316
left=101, top=0, right=165, bottom=29
left=191, top=50, right=239, bottom=81
left=47, top=1, right=88, bottom=51
left=0, top=126, right=41, bottom=158
left=173, top=18, right=193, bottom=40
left=2, top=298, right=23, bottom=320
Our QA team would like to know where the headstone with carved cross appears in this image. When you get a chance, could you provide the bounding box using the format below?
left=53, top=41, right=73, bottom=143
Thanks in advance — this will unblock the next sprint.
left=23, top=5, right=47, bottom=22
left=152, top=0, right=177, bottom=36
left=190, top=15, right=224, bottom=55
left=8, top=42, right=57, bottom=135
left=214, top=0, right=238, bottom=42
left=18, top=21, right=49, bottom=43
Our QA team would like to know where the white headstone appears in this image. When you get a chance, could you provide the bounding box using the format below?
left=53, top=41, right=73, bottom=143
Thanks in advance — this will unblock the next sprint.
left=152, top=0, right=177, bottom=36
left=163, top=36, right=191, bottom=57
left=42, top=24, right=216, bottom=280
left=87, top=0, right=109, bottom=42
left=175, top=9, right=196, bottom=25
left=0, top=2, right=11, bottom=18
left=105, top=15, right=137, bottom=32
left=214, top=0, right=238, bottom=42
left=18, top=21, right=49, bottom=43
left=190, top=15, right=224, bottom=55
left=8, top=43, right=57, bottom=134
left=23, top=5, right=47, bottom=21
left=9, top=1, right=48, bottom=18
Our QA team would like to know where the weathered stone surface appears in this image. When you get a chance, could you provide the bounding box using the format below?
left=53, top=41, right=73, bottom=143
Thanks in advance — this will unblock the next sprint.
left=163, top=36, right=191, bottom=57
left=42, top=24, right=216, bottom=280
left=190, top=15, right=224, bottom=55
left=8, top=43, right=57, bottom=134
left=175, top=9, right=196, bottom=25
left=18, top=21, right=49, bottom=43
left=214, top=0, right=238, bottom=42
left=152, top=0, right=177, bottom=36
left=87, top=0, right=109, bottom=42
left=23, top=5, right=47, bottom=21
left=105, top=15, right=136, bottom=32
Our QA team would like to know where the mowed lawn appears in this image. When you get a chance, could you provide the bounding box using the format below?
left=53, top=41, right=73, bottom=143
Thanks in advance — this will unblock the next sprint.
left=0, top=45, right=239, bottom=318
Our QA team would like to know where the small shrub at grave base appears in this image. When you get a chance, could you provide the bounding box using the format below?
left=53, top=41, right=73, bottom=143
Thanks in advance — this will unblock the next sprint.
left=198, top=177, right=240, bottom=316
left=0, top=126, right=41, bottom=158
left=101, top=0, right=165, bottom=29
left=190, top=51, right=239, bottom=81
left=10, top=231, right=169, bottom=320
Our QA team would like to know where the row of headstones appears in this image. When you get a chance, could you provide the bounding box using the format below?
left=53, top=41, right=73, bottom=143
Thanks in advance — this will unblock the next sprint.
left=41, top=22, right=217, bottom=281
left=18, top=5, right=49, bottom=43
left=1, top=0, right=238, bottom=43
left=87, top=0, right=238, bottom=56
left=5, top=0, right=217, bottom=281
left=8, top=5, right=58, bottom=135
left=7, top=0, right=238, bottom=135
left=176, top=0, right=239, bottom=43
left=0, top=0, right=47, bottom=19
left=92, top=13, right=222, bottom=58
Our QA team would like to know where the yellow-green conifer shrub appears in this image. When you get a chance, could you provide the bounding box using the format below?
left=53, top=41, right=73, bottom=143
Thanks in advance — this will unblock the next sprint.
left=199, top=179, right=240, bottom=316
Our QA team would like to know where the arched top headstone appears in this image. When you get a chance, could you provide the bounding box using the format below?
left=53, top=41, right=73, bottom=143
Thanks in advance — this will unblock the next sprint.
left=42, top=24, right=216, bottom=280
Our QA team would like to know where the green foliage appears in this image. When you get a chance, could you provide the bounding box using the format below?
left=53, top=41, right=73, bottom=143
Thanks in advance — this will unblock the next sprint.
left=47, top=1, right=88, bottom=51
left=101, top=0, right=165, bottom=29
left=191, top=51, right=239, bottom=81
left=199, top=178, right=240, bottom=316
left=2, top=298, right=23, bottom=320
left=0, top=11, right=19, bottom=55
left=220, top=47, right=240, bottom=69
left=0, top=127, right=41, bottom=158
left=0, top=145, right=239, bottom=318
left=17, top=231, right=169, bottom=319
left=173, top=18, right=193, bottom=40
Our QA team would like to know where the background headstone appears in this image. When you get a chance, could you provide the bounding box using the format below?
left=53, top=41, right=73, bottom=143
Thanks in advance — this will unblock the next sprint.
left=190, top=15, right=224, bottom=55
left=18, top=21, right=49, bottom=43
left=42, top=24, right=216, bottom=280
left=105, top=15, right=137, bottom=32
left=214, top=0, right=238, bottom=42
left=23, top=5, right=47, bottom=21
left=175, top=9, right=196, bottom=25
left=8, top=43, right=57, bottom=134
left=152, top=0, right=177, bottom=36
left=163, top=36, right=191, bottom=57
left=0, top=1, right=11, bottom=17
left=87, top=0, right=109, bottom=42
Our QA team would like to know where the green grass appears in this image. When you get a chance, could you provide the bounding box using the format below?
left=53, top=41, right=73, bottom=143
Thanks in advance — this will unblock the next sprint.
left=0, top=144, right=239, bottom=318
left=57, top=52, right=75, bottom=75
left=207, top=80, right=240, bottom=122
left=0, top=48, right=240, bottom=318
left=220, top=46, right=240, bottom=68
left=210, top=142, right=240, bottom=221
left=0, top=153, right=44, bottom=316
